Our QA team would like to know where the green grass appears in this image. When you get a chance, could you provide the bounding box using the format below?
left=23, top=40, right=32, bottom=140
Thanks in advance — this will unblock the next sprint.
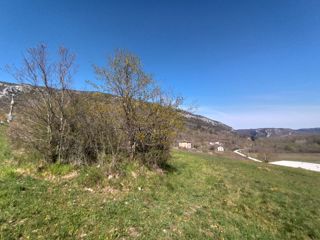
left=1, top=126, right=320, bottom=239
left=47, top=163, right=75, bottom=176
left=245, top=150, right=320, bottom=164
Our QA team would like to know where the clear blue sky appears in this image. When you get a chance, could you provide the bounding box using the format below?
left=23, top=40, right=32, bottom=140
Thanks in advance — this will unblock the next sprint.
left=0, top=0, right=319, bottom=129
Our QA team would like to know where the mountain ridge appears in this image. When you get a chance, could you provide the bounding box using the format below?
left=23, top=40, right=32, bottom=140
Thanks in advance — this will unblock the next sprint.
left=236, top=127, right=320, bottom=139
left=0, top=80, right=232, bottom=129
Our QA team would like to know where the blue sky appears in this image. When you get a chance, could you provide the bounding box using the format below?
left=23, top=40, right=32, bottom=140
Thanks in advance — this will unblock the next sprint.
left=0, top=0, right=319, bottom=129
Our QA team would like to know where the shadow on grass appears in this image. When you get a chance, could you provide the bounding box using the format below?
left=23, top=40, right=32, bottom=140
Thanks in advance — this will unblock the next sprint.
left=159, top=162, right=178, bottom=174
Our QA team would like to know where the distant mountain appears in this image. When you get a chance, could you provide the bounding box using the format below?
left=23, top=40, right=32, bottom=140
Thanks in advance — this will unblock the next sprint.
left=236, top=127, right=320, bottom=139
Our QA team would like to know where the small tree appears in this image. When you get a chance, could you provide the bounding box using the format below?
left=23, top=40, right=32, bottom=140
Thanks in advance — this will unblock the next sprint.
left=94, top=50, right=183, bottom=167
left=7, top=44, right=76, bottom=163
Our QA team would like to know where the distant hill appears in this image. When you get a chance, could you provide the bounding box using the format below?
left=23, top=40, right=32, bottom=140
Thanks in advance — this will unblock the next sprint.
left=180, top=110, right=233, bottom=133
left=236, top=127, right=320, bottom=140
left=295, top=128, right=320, bottom=135
left=0, top=81, right=242, bottom=150
left=177, top=110, right=243, bottom=150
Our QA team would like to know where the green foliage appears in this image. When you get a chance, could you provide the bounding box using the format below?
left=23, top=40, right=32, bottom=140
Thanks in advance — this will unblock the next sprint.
left=47, top=164, right=74, bottom=176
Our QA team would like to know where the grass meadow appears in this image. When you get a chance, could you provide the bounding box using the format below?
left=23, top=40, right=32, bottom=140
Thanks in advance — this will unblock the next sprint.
left=1, top=126, right=320, bottom=239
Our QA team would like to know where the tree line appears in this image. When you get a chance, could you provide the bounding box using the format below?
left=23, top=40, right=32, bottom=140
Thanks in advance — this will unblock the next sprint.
left=7, top=44, right=183, bottom=169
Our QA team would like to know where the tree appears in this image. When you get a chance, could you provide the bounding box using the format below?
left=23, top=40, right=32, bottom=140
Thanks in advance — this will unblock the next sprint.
left=94, top=50, right=183, bottom=167
left=7, top=44, right=76, bottom=163
left=94, top=50, right=151, bottom=159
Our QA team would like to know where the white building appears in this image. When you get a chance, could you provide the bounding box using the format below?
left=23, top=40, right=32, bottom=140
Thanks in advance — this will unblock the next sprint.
left=217, top=146, right=224, bottom=152
left=178, top=142, right=192, bottom=149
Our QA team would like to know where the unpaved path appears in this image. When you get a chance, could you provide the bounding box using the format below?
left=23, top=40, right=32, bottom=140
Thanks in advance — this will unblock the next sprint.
left=233, top=149, right=262, bottom=162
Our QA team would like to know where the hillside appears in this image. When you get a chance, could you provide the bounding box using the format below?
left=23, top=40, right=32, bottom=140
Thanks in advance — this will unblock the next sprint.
left=0, top=81, right=241, bottom=150
left=1, top=126, right=319, bottom=239
left=236, top=128, right=320, bottom=139
left=0, top=82, right=34, bottom=122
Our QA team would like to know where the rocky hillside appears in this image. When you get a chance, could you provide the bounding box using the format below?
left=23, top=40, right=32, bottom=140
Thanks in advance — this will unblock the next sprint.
left=236, top=128, right=294, bottom=139
left=0, top=82, right=32, bottom=122
left=182, top=111, right=232, bottom=132
left=177, top=110, right=243, bottom=151
left=0, top=81, right=242, bottom=150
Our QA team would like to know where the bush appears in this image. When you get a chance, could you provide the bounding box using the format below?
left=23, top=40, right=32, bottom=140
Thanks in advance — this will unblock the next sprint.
left=0, top=126, right=12, bottom=161
left=8, top=46, right=183, bottom=171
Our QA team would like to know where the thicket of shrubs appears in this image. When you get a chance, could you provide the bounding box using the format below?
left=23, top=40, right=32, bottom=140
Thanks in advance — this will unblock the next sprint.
left=7, top=44, right=182, bottom=169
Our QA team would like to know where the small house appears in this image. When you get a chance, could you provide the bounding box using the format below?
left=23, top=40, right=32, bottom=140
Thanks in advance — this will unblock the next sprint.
left=217, top=146, right=224, bottom=152
left=178, top=141, right=192, bottom=149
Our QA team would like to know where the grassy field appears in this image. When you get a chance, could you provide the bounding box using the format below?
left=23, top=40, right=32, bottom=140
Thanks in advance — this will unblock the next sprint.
left=246, top=151, right=320, bottom=164
left=1, top=128, right=320, bottom=239
left=269, top=153, right=320, bottom=164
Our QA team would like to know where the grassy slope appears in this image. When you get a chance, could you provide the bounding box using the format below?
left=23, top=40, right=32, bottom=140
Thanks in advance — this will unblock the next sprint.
left=1, top=131, right=320, bottom=239
left=247, top=152, right=320, bottom=164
